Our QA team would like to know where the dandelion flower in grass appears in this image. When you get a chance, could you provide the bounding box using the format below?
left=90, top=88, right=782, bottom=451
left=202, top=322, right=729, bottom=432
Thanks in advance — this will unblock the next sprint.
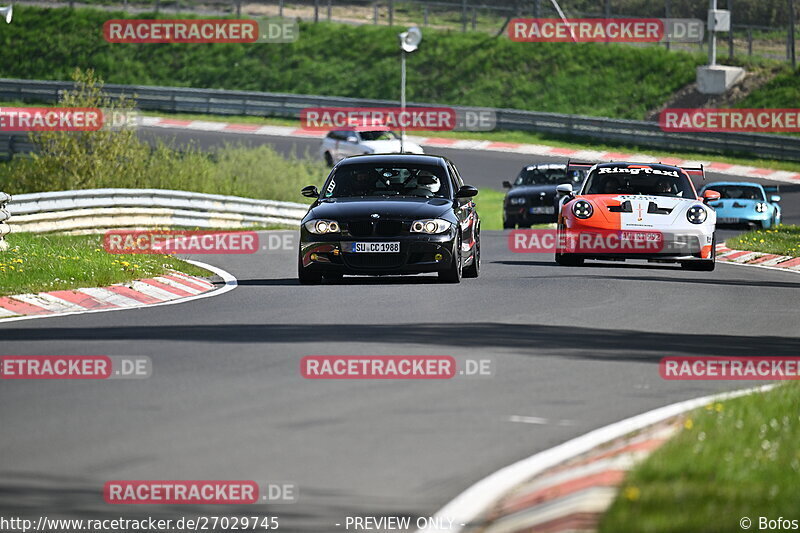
left=623, top=486, right=640, bottom=501
left=684, top=418, right=694, bottom=430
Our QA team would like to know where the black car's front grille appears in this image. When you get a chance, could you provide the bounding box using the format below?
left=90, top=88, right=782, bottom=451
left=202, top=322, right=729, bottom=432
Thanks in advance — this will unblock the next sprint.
left=346, top=220, right=405, bottom=237
left=343, top=254, right=405, bottom=269
left=376, top=220, right=403, bottom=237
left=348, top=221, right=374, bottom=237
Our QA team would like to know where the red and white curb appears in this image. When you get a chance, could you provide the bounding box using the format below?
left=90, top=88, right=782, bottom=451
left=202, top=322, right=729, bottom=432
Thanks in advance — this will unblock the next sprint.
left=717, top=244, right=800, bottom=271
left=415, top=385, right=772, bottom=533
left=141, top=116, right=800, bottom=185
left=472, top=421, right=680, bottom=533
left=0, top=260, right=237, bottom=323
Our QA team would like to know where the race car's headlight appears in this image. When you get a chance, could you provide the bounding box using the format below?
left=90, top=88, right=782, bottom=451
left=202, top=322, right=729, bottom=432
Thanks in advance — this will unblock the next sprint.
left=572, top=200, right=593, bottom=219
left=508, top=197, right=526, bottom=205
left=755, top=202, right=767, bottom=213
left=304, top=219, right=340, bottom=234
left=686, top=205, right=707, bottom=224
left=411, top=218, right=451, bottom=234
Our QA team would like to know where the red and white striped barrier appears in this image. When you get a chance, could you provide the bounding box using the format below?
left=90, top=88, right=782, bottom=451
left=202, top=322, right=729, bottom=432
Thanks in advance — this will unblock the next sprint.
left=716, top=244, right=800, bottom=270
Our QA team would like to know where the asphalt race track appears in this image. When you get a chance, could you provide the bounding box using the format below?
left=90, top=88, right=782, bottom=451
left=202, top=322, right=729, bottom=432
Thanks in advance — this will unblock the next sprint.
left=1, top=128, right=799, bottom=529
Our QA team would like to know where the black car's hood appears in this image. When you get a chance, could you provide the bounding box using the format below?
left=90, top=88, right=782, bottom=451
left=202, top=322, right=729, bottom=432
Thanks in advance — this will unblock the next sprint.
left=308, top=196, right=453, bottom=220
left=507, top=184, right=559, bottom=197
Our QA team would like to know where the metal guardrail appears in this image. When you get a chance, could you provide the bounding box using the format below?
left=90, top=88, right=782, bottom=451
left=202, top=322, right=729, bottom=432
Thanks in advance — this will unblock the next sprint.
left=6, top=189, right=308, bottom=233
left=2, top=78, right=800, bottom=161
left=0, top=191, right=10, bottom=250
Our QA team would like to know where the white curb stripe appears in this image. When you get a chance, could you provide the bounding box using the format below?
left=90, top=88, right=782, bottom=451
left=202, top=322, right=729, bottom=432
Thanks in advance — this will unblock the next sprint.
left=169, top=272, right=215, bottom=288
left=10, top=294, right=77, bottom=313
left=31, top=293, right=91, bottom=313
left=416, top=384, right=773, bottom=533
left=0, top=307, right=19, bottom=318
left=130, top=280, right=181, bottom=301
left=153, top=276, right=203, bottom=294
left=78, top=287, right=144, bottom=308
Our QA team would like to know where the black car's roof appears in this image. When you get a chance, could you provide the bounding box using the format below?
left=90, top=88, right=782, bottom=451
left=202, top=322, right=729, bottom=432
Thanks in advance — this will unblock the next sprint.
left=336, top=154, right=451, bottom=167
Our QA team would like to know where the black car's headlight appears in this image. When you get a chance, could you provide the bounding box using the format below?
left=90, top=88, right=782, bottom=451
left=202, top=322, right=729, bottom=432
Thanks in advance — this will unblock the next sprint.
left=572, top=200, right=593, bottom=219
left=411, top=218, right=452, bottom=234
left=686, top=205, right=707, bottom=224
left=304, top=219, right=340, bottom=234
left=508, top=197, right=526, bottom=205
left=755, top=202, right=767, bottom=213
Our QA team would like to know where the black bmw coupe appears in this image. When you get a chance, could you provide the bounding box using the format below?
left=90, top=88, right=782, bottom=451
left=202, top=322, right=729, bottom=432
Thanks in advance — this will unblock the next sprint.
left=298, top=154, right=480, bottom=284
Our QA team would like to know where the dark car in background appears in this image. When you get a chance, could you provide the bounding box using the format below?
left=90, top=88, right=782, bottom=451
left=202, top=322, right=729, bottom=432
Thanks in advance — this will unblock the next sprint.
left=502, top=163, right=586, bottom=228
left=298, top=154, right=480, bottom=284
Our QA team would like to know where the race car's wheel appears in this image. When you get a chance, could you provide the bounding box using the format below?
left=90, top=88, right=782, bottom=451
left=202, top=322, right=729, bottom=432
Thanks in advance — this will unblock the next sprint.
left=463, top=232, right=480, bottom=278
left=439, top=235, right=462, bottom=283
left=555, top=252, right=584, bottom=266
left=681, top=234, right=716, bottom=272
left=324, top=152, right=334, bottom=167
left=298, top=254, right=323, bottom=284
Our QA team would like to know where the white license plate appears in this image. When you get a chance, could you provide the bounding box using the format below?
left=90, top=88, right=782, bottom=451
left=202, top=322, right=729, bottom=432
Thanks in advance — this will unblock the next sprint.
left=718, top=218, right=740, bottom=223
left=530, top=206, right=555, bottom=214
left=621, top=231, right=662, bottom=242
left=351, top=242, right=400, bottom=253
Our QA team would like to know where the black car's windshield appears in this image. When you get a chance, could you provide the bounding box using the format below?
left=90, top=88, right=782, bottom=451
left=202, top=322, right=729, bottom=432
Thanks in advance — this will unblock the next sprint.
left=357, top=130, right=399, bottom=141
left=324, top=163, right=451, bottom=198
left=515, top=167, right=583, bottom=186
left=583, top=166, right=695, bottom=197
left=710, top=185, right=765, bottom=201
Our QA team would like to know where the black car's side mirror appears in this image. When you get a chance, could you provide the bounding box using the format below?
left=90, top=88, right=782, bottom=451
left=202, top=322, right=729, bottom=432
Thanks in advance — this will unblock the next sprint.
left=502, top=181, right=512, bottom=189
left=456, top=185, right=479, bottom=199
left=301, top=185, right=320, bottom=198
left=556, top=184, right=573, bottom=196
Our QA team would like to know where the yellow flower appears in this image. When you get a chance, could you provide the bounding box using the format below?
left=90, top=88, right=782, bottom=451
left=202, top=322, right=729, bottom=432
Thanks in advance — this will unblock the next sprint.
left=623, top=486, right=641, bottom=501
left=684, top=418, right=694, bottom=430
left=715, top=403, right=724, bottom=412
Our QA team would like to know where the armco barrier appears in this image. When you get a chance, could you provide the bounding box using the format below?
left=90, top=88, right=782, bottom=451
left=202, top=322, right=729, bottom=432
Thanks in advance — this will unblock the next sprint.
left=1, top=78, right=800, bottom=161
left=6, top=189, right=309, bottom=233
left=0, top=191, right=10, bottom=250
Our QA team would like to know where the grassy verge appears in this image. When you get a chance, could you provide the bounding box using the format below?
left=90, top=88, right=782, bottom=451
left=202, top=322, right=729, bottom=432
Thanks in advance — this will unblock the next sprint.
left=599, top=382, right=800, bottom=533
left=472, top=188, right=505, bottom=231
left=725, top=225, right=800, bottom=256
left=6, top=6, right=703, bottom=120
left=0, top=232, right=211, bottom=297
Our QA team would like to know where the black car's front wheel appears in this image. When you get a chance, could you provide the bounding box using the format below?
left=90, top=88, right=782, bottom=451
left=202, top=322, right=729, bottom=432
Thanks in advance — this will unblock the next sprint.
left=298, top=253, right=322, bottom=284
left=463, top=232, right=480, bottom=278
left=439, top=235, right=462, bottom=283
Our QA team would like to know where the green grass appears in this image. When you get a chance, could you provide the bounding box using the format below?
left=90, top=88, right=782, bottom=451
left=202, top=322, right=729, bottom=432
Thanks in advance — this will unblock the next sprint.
left=4, top=6, right=704, bottom=120
left=472, top=188, right=505, bottom=231
left=738, top=69, right=800, bottom=109
left=599, top=382, right=800, bottom=533
left=725, top=225, right=800, bottom=256
left=0, top=232, right=211, bottom=297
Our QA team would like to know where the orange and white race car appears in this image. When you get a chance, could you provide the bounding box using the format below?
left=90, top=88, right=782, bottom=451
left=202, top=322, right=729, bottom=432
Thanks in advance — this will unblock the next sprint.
left=555, top=162, right=721, bottom=271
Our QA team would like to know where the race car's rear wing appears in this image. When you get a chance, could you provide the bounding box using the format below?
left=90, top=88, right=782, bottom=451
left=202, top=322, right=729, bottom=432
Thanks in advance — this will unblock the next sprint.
left=764, top=185, right=780, bottom=194
left=566, top=160, right=595, bottom=172
left=680, top=165, right=705, bottom=181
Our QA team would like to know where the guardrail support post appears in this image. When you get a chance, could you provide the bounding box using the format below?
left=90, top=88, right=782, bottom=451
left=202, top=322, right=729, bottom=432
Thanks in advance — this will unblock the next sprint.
left=0, top=192, right=10, bottom=252
left=279, top=0, right=284, bottom=17
left=423, top=5, right=428, bottom=26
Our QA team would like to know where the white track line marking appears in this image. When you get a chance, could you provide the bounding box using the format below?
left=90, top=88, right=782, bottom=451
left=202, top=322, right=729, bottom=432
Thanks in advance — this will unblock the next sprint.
left=0, top=260, right=237, bottom=323
left=415, top=385, right=773, bottom=533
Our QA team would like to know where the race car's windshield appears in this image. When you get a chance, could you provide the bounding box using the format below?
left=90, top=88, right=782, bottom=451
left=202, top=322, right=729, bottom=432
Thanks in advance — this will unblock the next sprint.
left=582, top=167, right=695, bottom=197
left=358, top=130, right=399, bottom=141
left=515, top=167, right=584, bottom=186
left=324, top=164, right=451, bottom=198
left=710, top=185, right=765, bottom=201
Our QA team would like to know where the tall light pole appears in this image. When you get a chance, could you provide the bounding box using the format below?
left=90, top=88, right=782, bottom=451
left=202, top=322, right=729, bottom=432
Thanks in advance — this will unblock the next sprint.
left=398, top=26, right=421, bottom=153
